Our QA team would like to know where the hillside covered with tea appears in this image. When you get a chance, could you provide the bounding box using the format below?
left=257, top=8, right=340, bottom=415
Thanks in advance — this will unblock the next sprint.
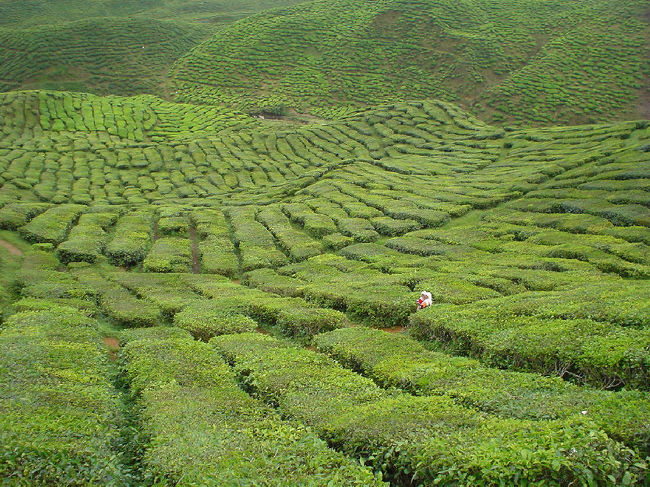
left=0, top=0, right=648, bottom=485
left=170, top=0, right=650, bottom=124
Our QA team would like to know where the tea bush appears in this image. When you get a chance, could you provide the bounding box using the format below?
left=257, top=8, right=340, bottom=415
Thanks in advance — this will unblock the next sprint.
left=174, top=300, right=257, bottom=341
left=315, top=327, right=650, bottom=455
left=0, top=309, right=125, bottom=484
left=120, top=331, right=384, bottom=486
left=212, top=333, right=645, bottom=486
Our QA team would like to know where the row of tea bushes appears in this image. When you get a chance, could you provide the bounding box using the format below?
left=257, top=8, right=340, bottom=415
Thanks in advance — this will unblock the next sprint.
left=190, top=209, right=238, bottom=277
left=257, top=205, right=322, bottom=261
left=119, top=329, right=384, bottom=486
left=409, top=281, right=650, bottom=390
left=19, top=203, right=84, bottom=244
left=225, top=206, right=288, bottom=271
left=212, top=333, right=645, bottom=485
left=105, top=210, right=154, bottom=266
left=246, top=295, right=348, bottom=339
left=142, top=236, right=192, bottom=273
left=71, top=266, right=163, bottom=326
left=55, top=210, right=120, bottom=263
left=0, top=308, right=125, bottom=484
left=107, top=271, right=199, bottom=319
left=173, top=300, right=258, bottom=341
left=249, top=257, right=417, bottom=327
left=314, top=327, right=650, bottom=455
left=0, top=202, right=50, bottom=230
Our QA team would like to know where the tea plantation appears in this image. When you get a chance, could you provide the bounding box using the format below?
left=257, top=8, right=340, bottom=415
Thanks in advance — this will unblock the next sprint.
left=0, top=0, right=649, bottom=484
left=0, top=86, right=648, bottom=484
left=170, top=0, right=650, bottom=124
left=0, top=0, right=307, bottom=96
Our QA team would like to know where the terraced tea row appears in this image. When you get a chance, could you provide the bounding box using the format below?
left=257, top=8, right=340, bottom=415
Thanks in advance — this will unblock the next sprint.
left=0, top=0, right=308, bottom=28
left=120, top=328, right=383, bottom=485
left=0, top=308, right=126, bottom=484
left=1, top=229, right=648, bottom=483
left=212, top=332, right=646, bottom=485
left=315, top=327, right=650, bottom=455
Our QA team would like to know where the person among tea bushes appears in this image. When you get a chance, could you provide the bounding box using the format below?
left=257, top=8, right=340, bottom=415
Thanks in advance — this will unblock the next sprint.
left=417, top=291, right=432, bottom=310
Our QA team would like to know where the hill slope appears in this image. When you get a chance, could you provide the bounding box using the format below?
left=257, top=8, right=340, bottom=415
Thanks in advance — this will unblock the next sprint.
left=170, top=0, right=650, bottom=125
left=0, top=0, right=308, bottom=96
left=0, top=18, right=214, bottom=96
left=0, top=88, right=648, bottom=483
left=0, top=0, right=309, bottom=27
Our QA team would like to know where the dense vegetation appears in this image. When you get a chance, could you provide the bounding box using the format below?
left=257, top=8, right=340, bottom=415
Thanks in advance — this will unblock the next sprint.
left=0, top=0, right=648, bottom=484
left=0, top=0, right=306, bottom=96
left=170, top=0, right=650, bottom=124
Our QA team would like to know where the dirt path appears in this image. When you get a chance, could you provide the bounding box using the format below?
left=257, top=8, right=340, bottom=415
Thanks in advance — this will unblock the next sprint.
left=383, top=325, right=406, bottom=334
left=102, top=337, right=120, bottom=362
left=0, top=239, right=23, bottom=256
left=188, top=225, right=200, bottom=274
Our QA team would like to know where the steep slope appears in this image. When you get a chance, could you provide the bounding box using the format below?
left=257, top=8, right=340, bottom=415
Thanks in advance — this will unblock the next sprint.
left=170, top=0, right=649, bottom=125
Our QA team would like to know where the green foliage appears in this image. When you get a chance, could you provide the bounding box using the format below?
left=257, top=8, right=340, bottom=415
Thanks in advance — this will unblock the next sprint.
left=315, top=327, right=650, bottom=455
left=191, top=209, right=239, bottom=277
left=0, top=18, right=213, bottom=97
left=105, top=210, right=153, bottom=266
left=226, top=206, right=288, bottom=271
left=257, top=206, right=322, bottom=261
left=247, top=295, right=348, bottom=338
left=170, top=0, right=649, bottom=125
left=0, top=203, right=50, bottom=230
left=100, top=287, right=162, bottom=327
left=19, top=204, right=85, bottom=244
left=143, top=236, right=192, bottom=273
left=0, top=308, right=125, bottom=485
left=0, top=21, right=648, bottom=482
left=120, top=331, right=384, bottom=486
left=409, top=281, right=650, bottom=390
left=212, top=333, right=645, bottom=486
left=55, top=211, right=118, bottom=263
left=174, top=301, right=257, bottom=341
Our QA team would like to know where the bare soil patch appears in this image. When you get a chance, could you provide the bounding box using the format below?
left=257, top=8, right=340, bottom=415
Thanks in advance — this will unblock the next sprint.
left=102, top=337, right=120, bottom=362
left=0, top=239, right=23, bottom=256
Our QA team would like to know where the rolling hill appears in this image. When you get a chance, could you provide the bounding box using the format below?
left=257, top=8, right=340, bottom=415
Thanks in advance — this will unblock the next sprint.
left=0, top=0, right=648, bottom=484
left=0, top=0, right=307, bottom=96
left=170, top=0, right=650, bottom=125
left=0, top=87, right=648, bottom=484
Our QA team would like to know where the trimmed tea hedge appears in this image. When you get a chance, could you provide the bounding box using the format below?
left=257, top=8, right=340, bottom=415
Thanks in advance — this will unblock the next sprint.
left=120, top=331, right=384, bottom=486
left=19, top=204, right=85, bottom=244
left=55, top=211, right=118, bottom=263
left=212, top=333, right=645, bottom=486
left=315, top=327, right=650, bottom=455
left=143, top=236, right=192, bottom=273
left=173, top=300, right=257, bottom=341
left=0, top=308, right=124, bottom=484
left=105, top=210, right=153, bottom=266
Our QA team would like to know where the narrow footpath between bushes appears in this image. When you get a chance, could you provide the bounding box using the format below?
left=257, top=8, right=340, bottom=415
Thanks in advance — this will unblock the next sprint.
left=102, top=337, right=120, bottom=362
left=0, top=239, right=23, bottom=256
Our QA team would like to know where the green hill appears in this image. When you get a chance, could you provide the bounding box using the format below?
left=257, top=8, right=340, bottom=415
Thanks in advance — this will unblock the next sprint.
left=170, top=0, right=650, bottom=125
left=0, top=0, right=309, bottom=27
left=0, top=0, right=307, bottom=96
left=0, top=88, right=648, bottom=484
left=0, top=0, right=649, bottom=482
left=0, top=18, right=214, bottom=96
